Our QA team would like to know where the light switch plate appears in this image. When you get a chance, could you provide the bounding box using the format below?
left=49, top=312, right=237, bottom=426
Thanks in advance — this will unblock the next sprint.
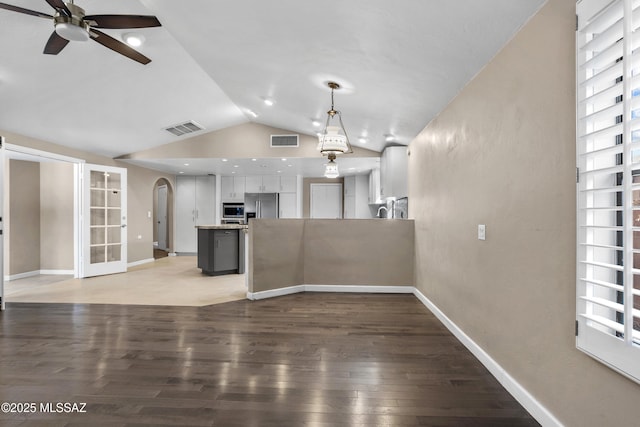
left=478, top=224, right=486, bottom=240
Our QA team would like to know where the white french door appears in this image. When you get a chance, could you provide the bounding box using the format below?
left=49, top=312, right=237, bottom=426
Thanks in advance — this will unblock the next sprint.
left=80, top=164, right=127, bottom=278
left=0, top=137, right=4, bottom=310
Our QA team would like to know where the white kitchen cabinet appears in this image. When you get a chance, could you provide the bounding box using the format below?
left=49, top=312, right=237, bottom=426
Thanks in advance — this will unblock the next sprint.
left=245, top=175, right=280, bottom=193
left=262, top=175, right=280, bottom=192
left=278, top=192, right=297, bottom=218
left=244, top=176, right=262, bottom=193
left=279, top=175, right=297, bottom=192
left=368, top=167, right=381, bottom=204
left=344, top=175, right=373, bottom=219
left=175, top=175, right=216, bottom=253
left=310, top=183, right=342, bottom=219
left=380, top=146, right=408, bottom=199
left=220, top=176, right=245, bottom=201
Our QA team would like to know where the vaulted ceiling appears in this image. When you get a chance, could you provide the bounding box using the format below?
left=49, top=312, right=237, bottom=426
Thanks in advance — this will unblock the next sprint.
left=0, top=0, right=546, bottom=164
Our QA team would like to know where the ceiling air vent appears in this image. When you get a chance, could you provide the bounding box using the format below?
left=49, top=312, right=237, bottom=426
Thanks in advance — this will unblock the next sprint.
left=165, top=120, right=204, bottom=137
left=271, top=134, right=299, bottom=147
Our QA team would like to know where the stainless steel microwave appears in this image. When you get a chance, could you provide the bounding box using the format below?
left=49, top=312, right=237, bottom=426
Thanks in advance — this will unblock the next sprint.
left=222, top=203, right=244, bottom=218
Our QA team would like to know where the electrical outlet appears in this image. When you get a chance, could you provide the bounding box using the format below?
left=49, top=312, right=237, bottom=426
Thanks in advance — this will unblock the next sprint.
left=478, top=224, right=486, bottom=241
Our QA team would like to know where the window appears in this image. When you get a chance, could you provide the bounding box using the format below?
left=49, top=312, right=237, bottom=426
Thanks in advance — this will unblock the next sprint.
left=577, top=0, right=640, bottom=383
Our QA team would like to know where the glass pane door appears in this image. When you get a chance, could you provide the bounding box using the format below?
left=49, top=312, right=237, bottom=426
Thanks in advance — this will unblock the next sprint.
left=81, top=164, right=127, bottom=277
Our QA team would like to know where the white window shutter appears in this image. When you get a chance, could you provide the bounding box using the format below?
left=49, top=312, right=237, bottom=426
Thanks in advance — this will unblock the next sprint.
left=577, top=0, right=640, bottom=384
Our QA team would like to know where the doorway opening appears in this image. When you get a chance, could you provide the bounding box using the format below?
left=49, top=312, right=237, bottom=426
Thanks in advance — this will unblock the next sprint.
left=2, top=144, right=82, bottom=308
left=153, top=178, right=174, bottom=259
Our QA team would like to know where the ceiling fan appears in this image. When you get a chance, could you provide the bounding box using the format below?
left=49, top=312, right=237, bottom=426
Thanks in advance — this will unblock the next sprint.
left=0, top=0, right=161, bottom=64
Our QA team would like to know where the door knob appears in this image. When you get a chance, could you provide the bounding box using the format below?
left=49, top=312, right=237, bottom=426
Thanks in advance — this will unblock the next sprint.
left=121, top=224, right=127, bottom=228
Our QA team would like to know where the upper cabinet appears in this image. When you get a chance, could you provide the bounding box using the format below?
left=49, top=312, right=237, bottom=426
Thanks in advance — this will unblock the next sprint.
left=245, top=175, right=280, bottom=193
left=220, top=176, right=245, bottom=201
left=380, top=146, right=408, bottom=199
left=245, top=175, right=293, bottom=193
left=368, top=167, right=381, bottom=204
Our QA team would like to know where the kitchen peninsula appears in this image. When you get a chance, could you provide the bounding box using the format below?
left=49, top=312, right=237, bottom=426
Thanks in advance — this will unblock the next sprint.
left=196, top=224, right=248, bottom=275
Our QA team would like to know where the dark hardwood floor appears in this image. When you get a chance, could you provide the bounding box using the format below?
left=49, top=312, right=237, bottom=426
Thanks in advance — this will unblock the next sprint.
left=0, top=293, right=539, bottom=426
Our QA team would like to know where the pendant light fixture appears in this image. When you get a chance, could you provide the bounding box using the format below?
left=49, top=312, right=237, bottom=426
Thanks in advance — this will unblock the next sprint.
left=324, top=153, right=339, bottom=178
left=317, top=82, right=353, bottom=155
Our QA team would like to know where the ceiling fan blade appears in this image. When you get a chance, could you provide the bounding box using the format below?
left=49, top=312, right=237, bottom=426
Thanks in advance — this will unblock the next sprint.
left=45, top=0, right=70, bottom=16
left=43, top=31, right=69, bottom=55
left=90, top=29, right=151, bottom=65
left=0, top=2, right=52, bottom=18
left=84, top=14, right=161, bottom=29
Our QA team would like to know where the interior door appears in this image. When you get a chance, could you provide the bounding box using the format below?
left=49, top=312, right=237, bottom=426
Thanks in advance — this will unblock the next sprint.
left=157, top=185, right=167, bottom=250
left=81, top=164, right=127, bottom=278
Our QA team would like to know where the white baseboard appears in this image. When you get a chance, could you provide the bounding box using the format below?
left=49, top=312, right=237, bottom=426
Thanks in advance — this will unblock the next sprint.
left=247, top=284, right=414, bottom=301
left=39, top=269, right=74, bottom=276
left=412, top=288, right=562, bottom=427
left=128, top=258, right=155, bottom=267
left=245, top=283, right=560, bottom=427
left=4, top=270, right=39, bottom=281
left=305, top=284, right=415, bottom=294
left=4, top=269, right=75, bottom=281
left=247, top=285, right=305, bottom=300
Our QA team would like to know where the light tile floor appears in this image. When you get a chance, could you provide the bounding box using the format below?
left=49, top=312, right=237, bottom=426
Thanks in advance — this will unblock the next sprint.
left=4, top=256, right=247, bottom=306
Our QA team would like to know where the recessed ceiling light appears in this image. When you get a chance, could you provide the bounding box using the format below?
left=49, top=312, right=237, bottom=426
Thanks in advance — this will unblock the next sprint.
left=233, top=165, right=239, bottom=168
left=385, top=135, right=395, bottom=142
left=277, top=170, right=282, bottom=173
left=231, top=171, right=236, bottom=174
left=348, top=167, right=356, bottom=170
left=183, top=163, right=190, bottom=166
left=281, top=158, right=287, bottom=161
left=246, top=109, right=258, bottom=118
left=358, top=137, right=367, bottom=144
left=263, top=98, right=274, bottom=106
left=222, top=158, right=228, bottom=162
left=179, top=171, right=184, bottom=174
left=123, top=32, right=145, bottom=47
left=312, top=120, right=321, bottom=127
left=288, top=164, right=292, bottom=167
left=316, top=132, right=323, bottom=137
left=251, top=158, right=257, bottom=162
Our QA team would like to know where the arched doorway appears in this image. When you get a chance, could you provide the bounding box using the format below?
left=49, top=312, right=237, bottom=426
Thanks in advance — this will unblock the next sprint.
left=153, top=178, right=174, bottom=259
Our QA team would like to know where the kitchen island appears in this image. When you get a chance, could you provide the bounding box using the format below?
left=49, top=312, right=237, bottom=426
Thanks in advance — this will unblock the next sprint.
left=196, top=224, right=248, bottom=276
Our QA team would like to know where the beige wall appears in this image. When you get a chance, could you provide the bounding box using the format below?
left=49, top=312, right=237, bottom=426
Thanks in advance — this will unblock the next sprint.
left=408, top=0, right=640, bottom=425
left=302, top=177, right=344, bottom=218
left=1, top=130, right=176, bottom=264
left=8, top=160, right=40, bottom=275
left=40, top=162, right=74, bottom=271
left=249, top=219, right=305, bottom=292
left=249, top=219, right=414, bottom=293
left=119, top=122, right=379, bottom=160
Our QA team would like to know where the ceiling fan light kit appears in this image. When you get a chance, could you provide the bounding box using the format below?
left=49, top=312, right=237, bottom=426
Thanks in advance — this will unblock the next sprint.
left=0, top=0, right=161, bottom=64
left=54, top=3, right=90, bottom=42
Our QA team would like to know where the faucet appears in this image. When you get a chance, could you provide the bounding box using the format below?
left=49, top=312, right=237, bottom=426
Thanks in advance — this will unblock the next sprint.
left=376, top=206, right=388, bottom=218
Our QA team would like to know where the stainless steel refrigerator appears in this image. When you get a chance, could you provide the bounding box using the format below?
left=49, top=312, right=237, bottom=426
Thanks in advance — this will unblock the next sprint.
left=244, top=193, right=279, bottom=221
